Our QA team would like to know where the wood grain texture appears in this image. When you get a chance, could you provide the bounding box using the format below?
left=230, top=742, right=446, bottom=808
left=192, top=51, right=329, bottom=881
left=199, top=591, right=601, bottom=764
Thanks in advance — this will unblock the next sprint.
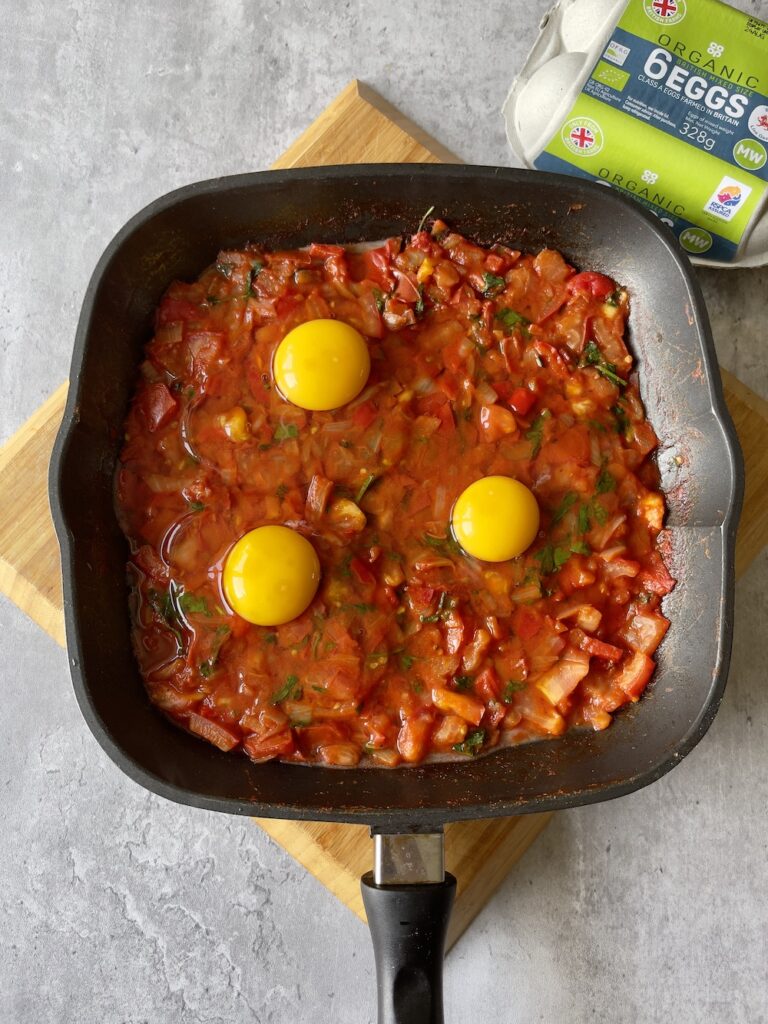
left=273, top=81, right=460, bottom=169
left=721, top=368, right=768, bottom=580
left=256, top=813, right=552, bottom=949
left=0, top=80, right=765, bottom=950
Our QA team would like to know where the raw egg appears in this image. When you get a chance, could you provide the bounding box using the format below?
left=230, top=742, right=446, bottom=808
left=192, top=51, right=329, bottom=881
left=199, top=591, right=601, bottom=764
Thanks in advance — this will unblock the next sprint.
left=222, top=525, right=320, bottom=626
left=273, top=318, right=370, bottom=411
left=451, top=476, right=540, bottom=562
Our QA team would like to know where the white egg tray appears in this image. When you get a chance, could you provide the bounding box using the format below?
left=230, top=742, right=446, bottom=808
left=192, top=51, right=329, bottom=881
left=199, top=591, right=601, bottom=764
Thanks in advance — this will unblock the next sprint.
left=503, top=0, right=768, bottom=268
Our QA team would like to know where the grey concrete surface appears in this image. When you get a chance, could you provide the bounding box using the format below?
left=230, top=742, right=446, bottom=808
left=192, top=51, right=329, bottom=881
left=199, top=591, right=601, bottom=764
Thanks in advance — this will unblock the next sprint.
left=2, top=1, right=767, bottom=1021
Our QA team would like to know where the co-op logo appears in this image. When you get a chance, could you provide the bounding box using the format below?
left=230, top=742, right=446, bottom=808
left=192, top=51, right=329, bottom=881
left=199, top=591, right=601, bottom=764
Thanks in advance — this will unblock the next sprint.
left=561, top=117, right=604, bottom=157
left=704, top=176, right=752, bottom=222
left=643, top=0, right=686, bottom=25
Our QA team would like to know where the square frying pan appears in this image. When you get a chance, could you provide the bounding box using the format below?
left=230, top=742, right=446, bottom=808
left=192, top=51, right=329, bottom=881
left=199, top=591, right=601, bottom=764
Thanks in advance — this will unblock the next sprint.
left=49, top=165, right=743, bottom=1023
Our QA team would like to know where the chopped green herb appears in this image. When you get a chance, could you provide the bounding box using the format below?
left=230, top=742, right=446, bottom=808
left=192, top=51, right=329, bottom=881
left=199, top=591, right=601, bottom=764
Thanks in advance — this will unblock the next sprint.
left=349, top=603, right=376, bottom=614
left=198, top=625, right=230, bottom=679
left=187, top=500, right=205, bottom=512
left=263, top=632, right=278, bottom=645
left=420, top=591, right=450, bottom=624
left=581, top=340, right=626, bottom=390
left=185, top=387, right=196, bottom=400
left=216, top=261, right=234, bottom=278
left=415, top=205, right=435, bottom=235
left=415, top=284, right=425, bottom=317
left=570, top=539, right=591, bottom=556
left=245, top=260, right=264, bottom=297
left=400, top=652, right=416, bottom=671
left=422, top=532, right=461, bottom=557
left=481, top=272, right=505, bottom=297
left=179, top=592, right=210, bottom=616
left=411, top=679, right=425, bottom=695
left=276, top=483, right=288, bottom=502
left=591, top=500, right=608, bottom=525
left=373, top=288, right=386, bottom=313
left=495, top=307, right=530, bottom=337
left=289, top=634, right=310, bottom=655
left=271, top=674, right=302, bottom=704
left=312, top=684, right=325, bottom=693
left=605, top=287, right=624, bottom=307
left=453, top=675, right=474, bottom=692
left=585, top=418, right=606, bottom=433
left=526, top=409, right=551, bottom=458
left=337, top=553, right=352, bottom=580
left=535, top=544, right=571, bottom=575
left=355, top=473, right=377, bottom=503
left=273, top=423, right=299, bottom=441
left=612, top=403, right=631, bottom=437
left=258, top=442, right=273, bottom=451
left=148, top=586, right=184, bottom=647
left=452, top=728, right=486, bottom=756
left=551, top=492, right=578, bottom=526
left=596, top=468, right=616, bottom=494
left=578, top=504, right=591, bottom=534
left=502, top=680, right=526, bottom=703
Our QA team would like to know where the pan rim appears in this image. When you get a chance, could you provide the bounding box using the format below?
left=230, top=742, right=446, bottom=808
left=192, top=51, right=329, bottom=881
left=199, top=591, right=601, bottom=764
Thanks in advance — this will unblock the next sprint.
left=49, top=163, right=744, bottom=823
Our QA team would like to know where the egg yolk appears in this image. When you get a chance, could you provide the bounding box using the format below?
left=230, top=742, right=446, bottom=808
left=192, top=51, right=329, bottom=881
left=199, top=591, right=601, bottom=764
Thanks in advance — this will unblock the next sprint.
left=273, top=318, right=370, bottom=411
left=451, top=476, right=540, bottom=562
left=222, top=525, right=321, bottom=626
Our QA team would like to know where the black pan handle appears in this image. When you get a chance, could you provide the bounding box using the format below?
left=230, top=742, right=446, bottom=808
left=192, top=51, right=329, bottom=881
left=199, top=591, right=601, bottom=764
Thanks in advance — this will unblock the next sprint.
left=361, top=870, right=456, bottom=1024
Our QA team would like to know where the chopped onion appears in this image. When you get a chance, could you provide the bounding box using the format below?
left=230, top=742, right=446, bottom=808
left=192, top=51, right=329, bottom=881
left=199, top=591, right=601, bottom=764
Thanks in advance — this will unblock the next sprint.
left=475, top=381, right=499, bottom=406
left=320, top=420, right=353, bottom=435
left=413, top=376, right=437, bottom=394
left=433, top=485, right=449, bottom=519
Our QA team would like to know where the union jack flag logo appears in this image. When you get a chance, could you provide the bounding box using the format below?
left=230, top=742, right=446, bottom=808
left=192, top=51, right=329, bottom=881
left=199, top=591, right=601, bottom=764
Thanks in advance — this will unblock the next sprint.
left=569, top=126, right=595, bottom=150
left=652, top=0, right=678, bottom=16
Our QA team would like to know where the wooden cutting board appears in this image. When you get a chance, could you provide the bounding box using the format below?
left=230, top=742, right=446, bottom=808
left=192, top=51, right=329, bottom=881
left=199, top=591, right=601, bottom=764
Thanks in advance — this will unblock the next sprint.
left=2, top=81, right=767, bottom=950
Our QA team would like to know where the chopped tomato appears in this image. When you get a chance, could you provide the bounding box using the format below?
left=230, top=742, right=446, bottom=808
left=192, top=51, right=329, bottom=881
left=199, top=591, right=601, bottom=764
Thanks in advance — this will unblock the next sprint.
left=637, top=552, right=675, bottom=596
left=157, top=297, right=201, bottom=325
left=615, top=651, right=655, bottom=700
left=352, top=400, right=378, bottom=429
left=506, top=386, right=536, bottom=417
left=566, top=272, right=616, bottom=299
left=139, top=382, right=178, bottom=432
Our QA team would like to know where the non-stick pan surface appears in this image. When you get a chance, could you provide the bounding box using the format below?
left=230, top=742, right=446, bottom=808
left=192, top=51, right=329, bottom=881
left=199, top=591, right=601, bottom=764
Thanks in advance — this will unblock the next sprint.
left=50, top=165, right=743, bottom=827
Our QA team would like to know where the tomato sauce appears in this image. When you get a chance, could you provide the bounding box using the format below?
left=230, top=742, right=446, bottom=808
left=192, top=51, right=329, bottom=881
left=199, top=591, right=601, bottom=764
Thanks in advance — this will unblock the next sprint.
left=116, top=221, right=674, bottom=767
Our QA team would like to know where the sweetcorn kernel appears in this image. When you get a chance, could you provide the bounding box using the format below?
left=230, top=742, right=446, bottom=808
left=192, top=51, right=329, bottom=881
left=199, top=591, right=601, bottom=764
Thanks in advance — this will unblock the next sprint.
left=417, top=257, right=435, bottom=283
left=219, top=406, right=249, bottom=441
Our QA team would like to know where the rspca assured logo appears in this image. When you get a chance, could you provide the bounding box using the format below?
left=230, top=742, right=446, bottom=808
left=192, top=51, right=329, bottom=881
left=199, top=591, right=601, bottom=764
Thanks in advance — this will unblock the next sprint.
left=703, top=176, right=752, bottom=222
left=561, top=117, right=604, bottom=157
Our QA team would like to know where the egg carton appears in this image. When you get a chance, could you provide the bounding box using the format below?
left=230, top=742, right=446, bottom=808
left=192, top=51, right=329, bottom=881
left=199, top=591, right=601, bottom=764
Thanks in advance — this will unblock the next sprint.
left=503, top=0, right=768, bottom=268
